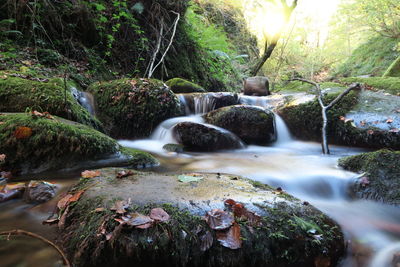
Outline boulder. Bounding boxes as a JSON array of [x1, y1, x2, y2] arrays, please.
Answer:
[[57, 168, 345, 267], [173, 122, 244, 151], [165, 78, 206, 93], [88, 78, 182, 138], [338, 149, 400, 205], [243, 76, 270, 96], [204, 105, 276, 145], [278, 89, 400, 150], [23, 181, 56, 203], [0, 74, 102, 130], [0, 113, 158, 174]]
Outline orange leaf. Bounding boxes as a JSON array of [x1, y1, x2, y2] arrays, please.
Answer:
[[69, 190, 85, 202], [149, 208, 170, 222], [206, 209, 234, 230], [57, 194, 73, 210], [81, 170, 101, 178], [216, 223, 242, 249], [14, 126, 32, 139]]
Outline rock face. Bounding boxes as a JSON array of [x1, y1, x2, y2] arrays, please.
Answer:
[[278, 89, 400, 149], [339, 149, 400, 205], [204, 105, 276, 145], [0, 74, 102, 130], [166, 78, 206, 93], [0, 113, 158, 174], [243, 76, 270, 96], [88, 78, 182, 138], [57, 168, 345, 267], [173, 122, 244, 151]]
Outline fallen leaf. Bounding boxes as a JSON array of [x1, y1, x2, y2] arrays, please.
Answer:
[[205, 209, 234, 230], [225, 199, 262, 227], [200, 230, 213, 252], [367, 130, 374, 135], [110, 200, 129, 214], [69, 190, 85, 202], [0, 75, 8, 79], [216, 223, 242, 249], [136, 222, 153, 229], [58, 205, 70, 229], [81, 170, 101, 178], [178, 174, 203, 183], [57, 194, 73, 210], [129, 80, 137, 87], [94, 207, 105, 212], [389, 128, 400, 133], [149, 208, 170, 222], [14, 126, 32, 139], [116, 170, 134, 179], [386, 118, 394, 123], [122, 212, 153, 227], [42, 218, 59, 225], [0, 154, 5, 162]]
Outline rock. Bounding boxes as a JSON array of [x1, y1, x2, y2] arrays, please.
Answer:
[[243, 76, 270, 96], [0, 113, 158, 174], [339, 149, 400, 205], [165, 78, 206, 93], [57, 168, 345, 267], [177, 92, 239, 114], [0, 74, 102, 130], [173, 122, 244, 151], [88, 78, 182, 138], [204, 105, 276, 145], [163, 143, 185, 153], [278, 89, 400, 150], [23, 181, 56, 203]]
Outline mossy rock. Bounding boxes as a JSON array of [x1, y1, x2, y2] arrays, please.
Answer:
[[383, 56, 400, 78], [59, 168, 345, 267], [204, 105, 276, 145], [88, 78, 182, 138], [341, 77, 400, 95], [275, 81, 345, 93], [338, 149, 400, 205], [166, 78, 206, 93], [173, 121, 244, 151], [0, 113, 158, 174], [0, 74, 102, 130], [162, 143, 185, 153]]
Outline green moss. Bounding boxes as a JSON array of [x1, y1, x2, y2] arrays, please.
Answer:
[[383, 56, 400, 78], [339, 149, 400, 204], [88, 78, 182, 138], [165, 78, 205, 93], [120, 147, 158, 168], [335, 36, 400, 77], [341, 77, 400, 95], [275, 81, 345, 93], [0, 74, 102, 129], [0, 113, 118, 174]]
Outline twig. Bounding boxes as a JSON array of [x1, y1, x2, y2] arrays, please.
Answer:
[[0, 229, 71, 267]]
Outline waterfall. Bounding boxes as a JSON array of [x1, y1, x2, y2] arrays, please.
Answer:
[[194, 94, 216, 114], [71, 87, 96, 115], [274, 113, 292, 145]]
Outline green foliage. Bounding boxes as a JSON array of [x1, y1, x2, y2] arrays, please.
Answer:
[[335, 36, 400, 77], [383, 55, 400, 77]]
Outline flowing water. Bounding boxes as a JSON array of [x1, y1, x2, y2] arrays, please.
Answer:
[[1, 93, 399, 266]]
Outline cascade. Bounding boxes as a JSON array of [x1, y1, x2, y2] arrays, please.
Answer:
[[71, 87, 96, 115]]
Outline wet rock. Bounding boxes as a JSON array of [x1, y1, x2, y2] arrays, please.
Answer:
[[339, 149, 400, 204], [243, 76, 270, 96], [204, 105, 276, 145], [173, 122, 244, 151], [88, 78, 182, 138], [23, 181, 56, 203], [57, 168, 345, 267], [165, 78, 206, 93], [163, 143, 185, 153], [279, 89, 400, 149]]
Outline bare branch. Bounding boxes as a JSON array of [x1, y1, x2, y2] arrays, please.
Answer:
[[326, 83, 361, 110]]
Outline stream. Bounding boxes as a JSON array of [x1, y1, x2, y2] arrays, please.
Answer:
[[1, 93, 400, 267]]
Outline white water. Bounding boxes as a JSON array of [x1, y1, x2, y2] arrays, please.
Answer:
[[119, 95, 400, 266]]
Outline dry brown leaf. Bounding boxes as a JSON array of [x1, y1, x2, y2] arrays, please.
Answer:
[[58, 205, 70, 229], [81, 170, 101, 178], [386, 118, 394, 123], [205, 209, 234, 230], [216, 223, 242, 250], [116, 170, 134, 179], [14, 126, 32, 139], [94, 207, 105, 212], [57, 194, 73, 210], [224, 199, 261, 227], [110, 200, 129, 214], [69, 190, 85, 202], [136, 222, 153, 229], [149, 208, 170, 222], [122, 212, 153, 227]]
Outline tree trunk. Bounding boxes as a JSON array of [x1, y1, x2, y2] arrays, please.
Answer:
[[321, 106, 329, 154]]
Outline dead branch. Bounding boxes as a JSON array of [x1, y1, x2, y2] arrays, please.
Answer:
[[289, 78, 361, 154], [147, 11, 180, 78], [0, 229, 71, 267]]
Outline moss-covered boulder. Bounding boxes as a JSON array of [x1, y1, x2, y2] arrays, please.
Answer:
[[338, 150, 400, 205], [383, 56, 400, 78], [341, 77, 400, 95], [0, 74, 102, 129], [0, 113, 157, 174], [58, 168, 345, 267], [204, 105, 276, 145], [88, 78, 182, 138], [173, 122, 244, 151], [166, 78, 206, 93], [278, 89, 400, 149]]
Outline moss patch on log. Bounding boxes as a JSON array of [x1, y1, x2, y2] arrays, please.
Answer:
[[166, 78, 206, 93]]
